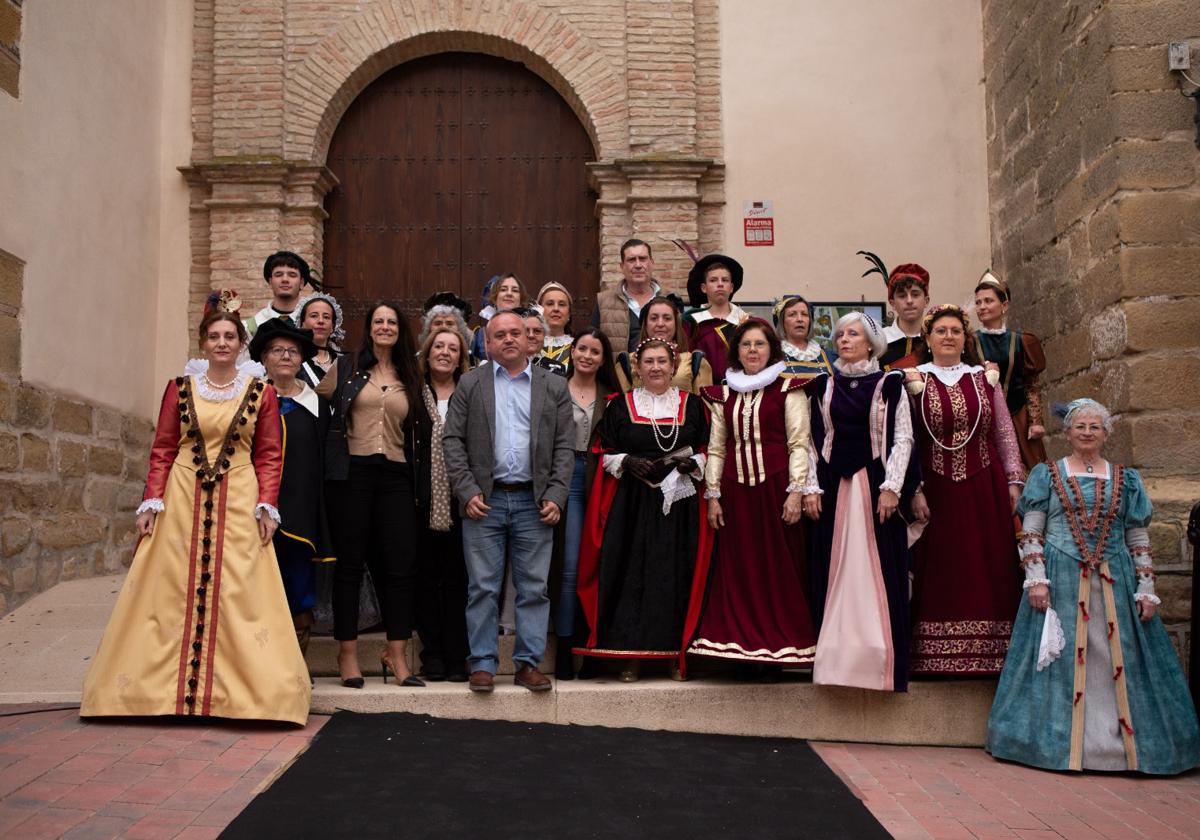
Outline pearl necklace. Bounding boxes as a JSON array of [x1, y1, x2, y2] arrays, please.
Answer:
[[642, 390, 683, 453], [202, 372, 239, 391]]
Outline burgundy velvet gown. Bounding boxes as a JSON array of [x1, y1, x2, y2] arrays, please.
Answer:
[[909, 367, 1024, 675], [688, 375, 817, 665]]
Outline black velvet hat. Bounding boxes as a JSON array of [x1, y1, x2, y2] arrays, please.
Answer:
[[248, 317, 319, 364], [687, 254, 744, 308], [423, 291, 473, 321]]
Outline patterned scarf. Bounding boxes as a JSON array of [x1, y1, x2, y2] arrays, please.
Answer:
[[422, 383, 452, 531]]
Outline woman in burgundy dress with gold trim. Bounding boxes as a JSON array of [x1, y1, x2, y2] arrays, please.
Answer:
[[687, 320, 817, 678], [905, 304, 1024, 675]]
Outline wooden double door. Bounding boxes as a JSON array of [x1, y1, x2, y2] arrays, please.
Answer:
[[323, 52, 599, 348]]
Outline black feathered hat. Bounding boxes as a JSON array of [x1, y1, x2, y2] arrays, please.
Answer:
[[687, 254, 744, 308], [248, 317, 319, 364]]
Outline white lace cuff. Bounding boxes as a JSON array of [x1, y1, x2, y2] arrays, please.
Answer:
[[786, 482, 806, 494], [1136, 572, 1157, 597], [1135, 592, 1162, 605], [1023, 578, 1050, 590], [879, 480, 902, 494], [658, 469, 697, 515], [687, 453, 706, 479], [255, 503, 282, 524], [704, 488, 721, 499], [1023, 561, 1048, 582], [136, 498, 164, 516], [603, 454, 626, 477]]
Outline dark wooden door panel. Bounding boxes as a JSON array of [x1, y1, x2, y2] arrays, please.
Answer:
[[324, 52, 598, 349]]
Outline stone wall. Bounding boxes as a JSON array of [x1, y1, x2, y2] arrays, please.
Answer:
[[0, 250, 154, 618], [0, 0, 19, 98], [982, 0, 1200, 652], [187, 0, 725, 327]]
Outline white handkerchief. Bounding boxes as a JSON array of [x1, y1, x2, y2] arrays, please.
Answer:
[[1036, 606, 1065, 672]]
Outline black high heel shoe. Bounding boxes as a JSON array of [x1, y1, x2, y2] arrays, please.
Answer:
[[382, 656, 426, 688], [337, 652, 364, 689]]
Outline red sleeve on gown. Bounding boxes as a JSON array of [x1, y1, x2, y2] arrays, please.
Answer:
[[143, 379, 182, 503], [251, 384, 283, 508]]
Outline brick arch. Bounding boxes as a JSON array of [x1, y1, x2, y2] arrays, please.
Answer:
[[288, 0, 626, 165]]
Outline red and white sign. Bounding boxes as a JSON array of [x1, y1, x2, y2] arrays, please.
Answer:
[[743, 200, 774, 247]]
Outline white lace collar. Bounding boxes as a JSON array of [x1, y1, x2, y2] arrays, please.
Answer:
[[726, 361, 786, 393], [632, 386, 682, 419], [977, 322, 1008, 335], [689, 303, 746, 326], [184, 358, 265, 402], [782, 340, 822, 362], [479, 304, 497, 320], [917, 361, 982, 385], [544, 333, 573, 348], [833, 358, 879, 377]]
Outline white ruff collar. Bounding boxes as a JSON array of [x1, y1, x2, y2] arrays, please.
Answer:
[[977, 322, 1008, 335], [782, 340, 822, 362], [184, 358, 264, 402], [632, 386, 682, 419], [544, 333, 573, 348], [917, 362, 982, 385], [726, 361, 786, 393], [833, 358, 879, 377]]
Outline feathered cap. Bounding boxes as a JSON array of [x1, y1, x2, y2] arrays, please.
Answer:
[[858, 251, 930, 297], [203, 288, 242, 317], [687, 253, 745, 308], [423, 291, 473, 321]]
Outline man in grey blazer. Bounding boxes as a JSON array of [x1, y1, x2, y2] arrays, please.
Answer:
[[443, 310, 575, 692]]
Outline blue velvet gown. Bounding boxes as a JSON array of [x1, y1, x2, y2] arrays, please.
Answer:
[[987, 462, 1200, 774]]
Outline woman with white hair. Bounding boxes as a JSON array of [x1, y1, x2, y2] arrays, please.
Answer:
[[987, 398, 1200, 774], [801, 310, 921, 691]]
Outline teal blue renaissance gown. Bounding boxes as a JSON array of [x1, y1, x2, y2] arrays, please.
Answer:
[[987, 461, 1200, 774]]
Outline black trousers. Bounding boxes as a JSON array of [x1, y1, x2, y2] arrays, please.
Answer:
[[415, 516, 469, 670], [328, 455, 417, 641]]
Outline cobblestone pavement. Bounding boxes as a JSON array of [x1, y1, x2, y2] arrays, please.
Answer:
[[0, 705, 326, 839], [813, 741, 1200, 839]]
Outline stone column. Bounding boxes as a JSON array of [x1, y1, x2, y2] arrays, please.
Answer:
[[181, 163, 338, 325], [590, 158, 725, 292]]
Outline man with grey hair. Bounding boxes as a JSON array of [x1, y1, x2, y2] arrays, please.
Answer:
[[443, 310, 575, 693]]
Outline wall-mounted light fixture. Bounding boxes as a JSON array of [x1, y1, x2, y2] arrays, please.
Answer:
[[1169, 41, 1200, 149]]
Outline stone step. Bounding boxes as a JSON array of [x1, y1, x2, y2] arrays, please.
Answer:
[[310, 675, 997, 747], [305, 632, 552, 677]]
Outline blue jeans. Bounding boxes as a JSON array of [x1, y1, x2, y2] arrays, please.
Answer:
[[461, 488, 552, 674], [557, 454, 588, 637]]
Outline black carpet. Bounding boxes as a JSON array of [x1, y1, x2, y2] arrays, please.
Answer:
[[221, 712, 889, 840]]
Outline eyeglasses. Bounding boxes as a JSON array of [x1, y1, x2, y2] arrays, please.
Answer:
[[266, 346, 302, 358]]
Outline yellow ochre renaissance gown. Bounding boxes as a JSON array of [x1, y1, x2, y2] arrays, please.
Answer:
[[81, 364, 310, 725]]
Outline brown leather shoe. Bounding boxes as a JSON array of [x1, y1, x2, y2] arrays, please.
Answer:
[[468, 670, 494, 693], [514, 664, 552, 692]]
